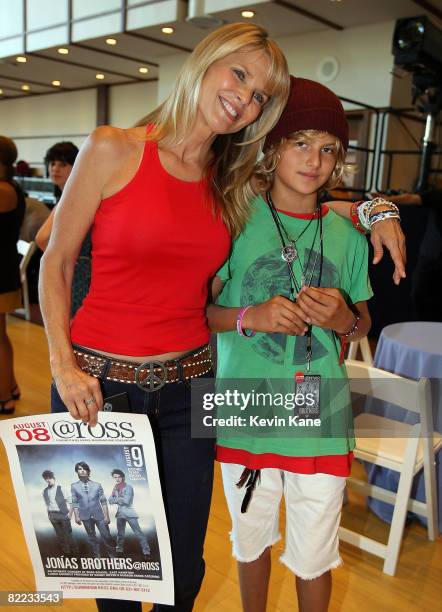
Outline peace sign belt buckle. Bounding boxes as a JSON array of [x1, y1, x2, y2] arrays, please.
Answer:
[[135, 361, 168, 392]]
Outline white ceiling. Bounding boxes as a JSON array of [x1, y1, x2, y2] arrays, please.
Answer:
[[0, 0, 440, 99]]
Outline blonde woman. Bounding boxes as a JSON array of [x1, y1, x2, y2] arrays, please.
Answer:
[[40, 23, 289, 612]]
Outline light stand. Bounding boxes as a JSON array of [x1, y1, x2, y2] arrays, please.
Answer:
[[412, 77, 442, 192]]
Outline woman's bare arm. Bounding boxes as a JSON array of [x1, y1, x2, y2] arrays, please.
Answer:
[[39, 126, 134, 425]]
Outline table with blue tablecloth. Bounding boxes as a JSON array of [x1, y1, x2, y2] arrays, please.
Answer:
[[367, 322, 442, 529]]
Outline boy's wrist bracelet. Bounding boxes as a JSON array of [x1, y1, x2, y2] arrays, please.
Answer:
[[338, 314, 360, 337], [237, 306, 256, 337]]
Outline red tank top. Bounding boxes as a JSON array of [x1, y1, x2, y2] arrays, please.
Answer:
[[71, 133, 231, 355]]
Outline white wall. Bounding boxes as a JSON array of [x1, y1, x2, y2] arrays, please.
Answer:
[[0, 81, 159, 169], [276, 21, 396, 109], [109, 81, 158, 128], [157, 52, 188, 104], [0, 89, 96, 168], [153, 21, 398, 109]]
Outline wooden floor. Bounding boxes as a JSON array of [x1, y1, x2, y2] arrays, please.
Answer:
[[1, 316, 441, 611]]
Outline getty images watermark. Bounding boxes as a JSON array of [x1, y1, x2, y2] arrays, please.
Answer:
[[199, 387, 321, 430], [190, 375, 436, 440]]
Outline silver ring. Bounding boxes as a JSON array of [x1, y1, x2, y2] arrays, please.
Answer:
[[85, 397, 95, 406]]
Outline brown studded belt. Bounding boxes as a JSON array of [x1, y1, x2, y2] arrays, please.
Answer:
[[73, 344, 212, 392]]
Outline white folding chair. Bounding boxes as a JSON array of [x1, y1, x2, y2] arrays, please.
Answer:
[[16, 240, 36, 321], [347, 336, 373, 365], [339, 359, 441, 575]]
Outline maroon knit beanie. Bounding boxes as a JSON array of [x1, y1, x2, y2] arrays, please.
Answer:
[[264, 76, 349, 152]]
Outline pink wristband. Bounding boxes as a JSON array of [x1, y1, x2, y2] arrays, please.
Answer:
[[236, 306, 256, 337]]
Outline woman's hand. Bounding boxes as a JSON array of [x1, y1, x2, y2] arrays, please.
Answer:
[[370, 217, 406, 285], [295, 287, 355, 334], [243, 296, 308, 336], [325, 199, 406, 285], [53, 364, 103, 427]]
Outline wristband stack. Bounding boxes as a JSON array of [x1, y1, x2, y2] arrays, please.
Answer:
[[350, 198, 400, 233]]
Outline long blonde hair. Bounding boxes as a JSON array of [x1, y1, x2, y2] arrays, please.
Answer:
[[136, 23, 289, 238]]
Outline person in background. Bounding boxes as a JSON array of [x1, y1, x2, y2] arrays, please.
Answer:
[[36, 142, 79, 249], [47, 141, 79, 201], [0, 135, 25, 415], [15, 159, 32, 177], [36, 141, 91, 316]]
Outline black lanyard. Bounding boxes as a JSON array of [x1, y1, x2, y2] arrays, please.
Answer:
[[265, 192, 324, 370], [265, 192, 324, 294]]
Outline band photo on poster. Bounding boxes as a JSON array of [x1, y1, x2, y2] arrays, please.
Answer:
[[0, 412, 174, 604]]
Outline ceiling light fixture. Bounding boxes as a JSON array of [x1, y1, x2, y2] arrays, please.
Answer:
[[58, 48, 69, 55], [16, 56, 27, 63], [106, 38, 117, 45], [242, 10, 255, 18], [96, 73, 105, 80], [139, 67, 149, 74], [162, 27, 174, 34], [0, 89, 3, 95], [186, 0, 224, 28], [21, 84, 30, 91], [52, 80, 61, 86]]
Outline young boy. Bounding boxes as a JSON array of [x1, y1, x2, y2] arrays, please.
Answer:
[[207, 77, 373, 612]]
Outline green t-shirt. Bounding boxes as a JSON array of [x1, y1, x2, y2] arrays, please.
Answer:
[[215, 195, 373, 457]]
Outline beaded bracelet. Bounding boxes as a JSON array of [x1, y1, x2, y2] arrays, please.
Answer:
[[340, 314, 360, 337], [374, 198, 399, 214], [358, 201, 376, 230], [236, 306, 256, 338], [370, 210, 401, 227], [356, 198, 401, 232], [357, 201, 373, 231]]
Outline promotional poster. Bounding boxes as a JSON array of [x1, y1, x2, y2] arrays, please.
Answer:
[[0, 412, 174, 604]]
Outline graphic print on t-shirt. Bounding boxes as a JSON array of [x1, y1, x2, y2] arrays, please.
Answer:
[[240, 246, 338, 365]]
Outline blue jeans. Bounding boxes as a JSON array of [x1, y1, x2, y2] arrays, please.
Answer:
[[81, 518, 115, 557], [116, 517, 150, 555], [48, 512, 77, 554], [51, 373, 214, 612]]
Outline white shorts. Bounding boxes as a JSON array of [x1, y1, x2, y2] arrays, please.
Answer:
[[221, 463, 346, 580]]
